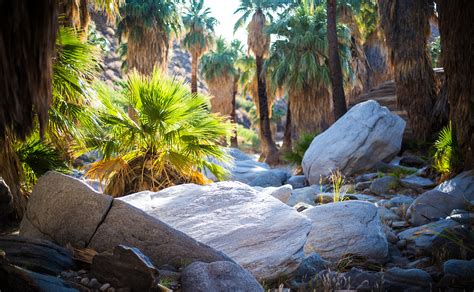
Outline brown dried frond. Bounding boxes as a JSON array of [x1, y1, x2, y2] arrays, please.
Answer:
[[207, 73, 235, 117], [247, 10, 270, 58], [127, 28, 170, 75]]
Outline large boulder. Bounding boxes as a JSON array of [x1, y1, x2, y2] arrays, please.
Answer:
[[302, 100, 405, 184], [120, 181, 312, 282], [181, 261, 263, 292], [20, 172, 231, 270], [302, 201, 388, 264], [406, 171, 474, 226]]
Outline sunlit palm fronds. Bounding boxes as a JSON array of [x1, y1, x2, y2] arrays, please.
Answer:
[[83, 70, 232, 196]]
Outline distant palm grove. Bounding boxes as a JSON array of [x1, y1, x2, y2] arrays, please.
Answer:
[[0, 0, 473, 224]]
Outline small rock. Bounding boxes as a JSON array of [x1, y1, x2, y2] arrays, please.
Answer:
[[384, 267, 433, 289], [443, 259, 474, 279], [249, 170, 288, 187], [400, 175, 436, 189], [78, 269, 87, 275], [287, 175, 307, 189], [100, 283, 111, 291], [391, 221, 409, 228], [314, 193, 334, 204], [370, 176, 399, 195], [89, 278, 100, 289], [287, 185, 321, 206], [294, 202, 313, 212], [406, 257, 431, 269], [287, 253, 329, 287], [447, 212, 474, 224], [260, 184, 293, 204], [383, 195, 414, 209], [80, 277, 90, 286], [396, 239, 407, 249], [378, 207, 400, 222], [355, 181, 371, 191], [354, 173, 378, 183]]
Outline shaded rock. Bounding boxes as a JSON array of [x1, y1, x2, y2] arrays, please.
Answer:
[[287, 175, 307, 189], [287, 185, 322, 207], [354, 173, 378, 183], [382, 195, 414, 209], [20, 172, 231, 270], [303, 201, 388, 263], [0, 178, 13, 216], [249, 169, 288, 187], [287, 253, 329, 288], [384, 267, 433, 290], [0, 257, 77, 291], [0, 235, 75, 275], [314, 193, 334, 204], [370, 176, 398, 195], [441, 259, 474, 287], [355, 181, 371, 191], [432, 225, 474, 261], [437, 170, 474, 202], [91, 245, 159, 291], [398, 219, 460, 255], [259, 184, 293, 203], [302, 100, 405, 184], [350, 193, 379, 202], [400, 156, 426, 168], [400, 175, 436, 189], [88, 200, 231, 268], [181, 261, 263, 292], [120, 182, 312, 282], [20, 172, 113, 247], [377, 207, 400, 222], [293, 202, 313, 212], [407, 189, 467, 226]]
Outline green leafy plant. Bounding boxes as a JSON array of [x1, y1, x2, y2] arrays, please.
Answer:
[[236, 124, 260, 152], [429, 36, 441, 68], [82, 69, 232, 197], [433, 122, 459, 177], [283, 132, 318, 172]]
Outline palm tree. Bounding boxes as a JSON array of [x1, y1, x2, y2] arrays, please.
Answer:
[[266, 2, 353, 140], [436, 0, 474, 169], [83, 70, 232, 196], [234, 0, 292, 165], [379, 0, 436, 142], [327, 0, 347, 119], [182, 0, 218, 94], [117, 0, 180, 75], [200, 38, 237, 145]]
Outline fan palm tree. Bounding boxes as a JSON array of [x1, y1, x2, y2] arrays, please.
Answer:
[[379, 0, 436, 143], [83, 69, 232, 197], [182, 0, 218, 94], [117, 0, 180, 75], [436, 0, 474, 169], [266, 2, 353, 141], [200, 37, 237, 128], [234, 0, 292, 165]]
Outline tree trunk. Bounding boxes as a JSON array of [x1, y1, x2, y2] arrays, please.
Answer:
[[327, 0, 347, 121], [256, 55, 279, 165], [191, 53, 198, 94], [281, 98, 292, 153], [230, 75, 238, 147], [379, 0, 436, 142], [437, 0, 474, 169]]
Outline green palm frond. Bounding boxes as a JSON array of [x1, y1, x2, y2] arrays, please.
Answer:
[[433, 122, 459, 176], [200, 37, 237, 81], [82, 69, 232, 196], [181, 0, 217, 54]]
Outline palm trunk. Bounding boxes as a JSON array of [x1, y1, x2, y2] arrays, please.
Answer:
[[230, 75, 238, 147], [327, 0, 347, 121], [191, 53, 198, 94], [281, 98, 292, 153], [379, 0, 436, 142], [437, 0, 474, 169], [256, 55, 279, 165]]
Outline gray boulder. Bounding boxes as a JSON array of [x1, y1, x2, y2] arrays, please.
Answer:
[[20, 172, 231, 270], [120, 181, 312, 282], [302, 100, 405, 185], [287, 253, 329, 288], [258, 184, 293, 204], [384, 267, 433, 290], [407, 171, 474, 226], [181, 261, 263, 292], [249, 169, 288, 187], [302, 201, 388, 263], [370, 176, 399, 195]]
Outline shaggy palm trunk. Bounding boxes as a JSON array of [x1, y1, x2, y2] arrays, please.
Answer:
[[290, 86, 332, 139], [231, 75, 239, 147], [281, 99, 292, 153], [256, 55, 279, 165], [127, 28, 169, 75], [379, 0, 436, 142], [58, 0, 91, 39], [191, 53, 198, 94], [437, 0, 474, 169], [327, 0, 347, 120]]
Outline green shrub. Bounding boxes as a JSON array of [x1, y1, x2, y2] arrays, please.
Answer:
[[433, 122, 459, 176], [429, 36, 441, 68], [283, 132, 318, 167], [236, 124, 260, 152]]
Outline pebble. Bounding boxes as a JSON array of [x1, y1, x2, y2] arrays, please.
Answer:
[[78, 269, 87, 275], [100, 283, 111, 291], [396, 239, 407, 249], [80, 277, 90, 286], [391, 221, 409, 228], [89, 278, 100, 289]]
